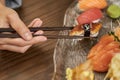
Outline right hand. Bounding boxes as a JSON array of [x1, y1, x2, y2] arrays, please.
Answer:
[[0, 5, 47, 53]]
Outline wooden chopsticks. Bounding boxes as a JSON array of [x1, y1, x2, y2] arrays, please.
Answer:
[[0, 27, 96, 39], [0, 27, 74, 32], [0, 34, 97, 39]]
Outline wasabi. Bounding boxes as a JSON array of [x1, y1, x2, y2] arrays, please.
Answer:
[[107, 4, 120, 19]]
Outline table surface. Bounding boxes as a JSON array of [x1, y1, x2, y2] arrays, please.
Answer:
[[0, 0, 73, 80]]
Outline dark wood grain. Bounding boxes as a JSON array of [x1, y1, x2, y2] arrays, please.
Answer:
[[0, 0, 74, 80]]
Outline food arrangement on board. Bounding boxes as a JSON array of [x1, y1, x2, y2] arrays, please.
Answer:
[[66, 0, 120, 80], [70, 8, 103, 37]]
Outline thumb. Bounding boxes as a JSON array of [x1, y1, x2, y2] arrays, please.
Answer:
[[7, 13, 32, 41]]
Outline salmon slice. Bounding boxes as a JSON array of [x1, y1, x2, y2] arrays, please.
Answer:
[[87, 35, 114, 59], [78, 0, 108, 11], [92, 48, 120, 72], [92, 51, 113, 72]]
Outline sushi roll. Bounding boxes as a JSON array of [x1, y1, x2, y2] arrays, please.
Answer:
[[70, 8, 103, 37]]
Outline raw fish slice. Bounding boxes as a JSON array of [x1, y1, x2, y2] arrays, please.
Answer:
[[92, 51, 114, 72], [91, 41, 120, 72], [89, 39, 119, 59], [92, 41, 120, 60], [99, 41, 120, 54], [77, 8, 103, 24], [78, 0, 107, 11], [88, 35, 114, 59], [91, 48, 120, 72]]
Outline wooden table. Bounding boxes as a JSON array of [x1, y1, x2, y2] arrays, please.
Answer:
[[0, 0, 74, 80]]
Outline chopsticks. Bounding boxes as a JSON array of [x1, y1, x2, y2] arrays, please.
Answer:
[[0, 34, 97, 39], [0, 27, 96, 39], [0, 27, 74, 32]]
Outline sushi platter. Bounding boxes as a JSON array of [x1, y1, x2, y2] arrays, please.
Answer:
[[52, 0, 120, 80]]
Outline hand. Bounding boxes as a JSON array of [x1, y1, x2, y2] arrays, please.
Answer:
[[0, 5, 47, 53]]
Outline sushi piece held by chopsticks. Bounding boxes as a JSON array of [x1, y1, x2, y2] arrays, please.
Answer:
[[70, 23, 102, 37], [70, 8, 103, 37]]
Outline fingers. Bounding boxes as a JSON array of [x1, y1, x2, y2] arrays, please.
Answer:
[[34, 30, 44, 34], [0, 7, 47, 53], [0, 36, 47, 47], [0, 17, 9, 28], [7, 13, 32, 41], [28, 18, 43, 27], [28, 18, 44, 34], [0, 44, 31, 53], [0, 17, 47, 53], [28, 18, 47, 42], [0, 18, 46, 47]]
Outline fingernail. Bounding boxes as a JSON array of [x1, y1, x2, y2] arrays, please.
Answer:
[[24, 32, 32, 40], [43, 37, 47, 41], [39, 31, 44, 34], [35, 30, 44, 34], [34, 20, 42, 27], [41, 37, 47, 41]]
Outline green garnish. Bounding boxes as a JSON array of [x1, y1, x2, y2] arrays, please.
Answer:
[[108, 31, 120, 42], [108, 31, 115, 35], [107, 4, 120, 19]]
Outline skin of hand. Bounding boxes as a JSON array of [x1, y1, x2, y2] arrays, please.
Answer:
[[0, 2, 47, 53], [0, 0, 5, 5]]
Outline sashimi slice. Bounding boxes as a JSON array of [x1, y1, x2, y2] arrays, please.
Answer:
[[77, 8, 103, 24], [87, 35, 114, 59], [91, 41, 120, 60], [78, 0, 107, 11], [91, 48, 120, 72]]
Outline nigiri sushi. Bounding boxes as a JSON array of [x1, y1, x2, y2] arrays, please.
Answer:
[[78, 0, 108, 11], [77, 8, 103, 24], [70, 8, 103, 37], [70, 23, 102, 37]]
